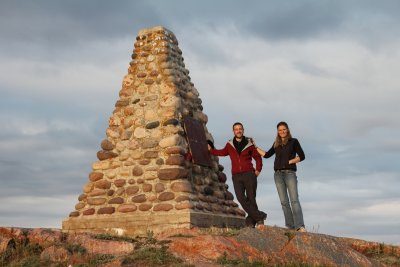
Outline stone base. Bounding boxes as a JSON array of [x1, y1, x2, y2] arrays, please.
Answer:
[[62, 211, 245, 236]]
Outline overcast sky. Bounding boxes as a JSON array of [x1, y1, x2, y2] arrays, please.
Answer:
[[0, 0, 399, 245]]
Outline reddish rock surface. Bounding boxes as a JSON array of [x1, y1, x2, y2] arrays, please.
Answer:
[[67, 233, 134, 255], [26, 228, 64, 248], [0, 237, 15, 254], [0, 227, 25, 241], [40, 245, 69, 262], [0, 226, 398, 266], [157, 227, 392, 267]]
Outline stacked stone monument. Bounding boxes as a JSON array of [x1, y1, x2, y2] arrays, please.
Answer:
[[62, 26, 245, 236]]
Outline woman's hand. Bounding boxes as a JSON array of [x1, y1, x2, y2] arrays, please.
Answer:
[[289, 156, 301, 164], [250, 138, 266, 156], [249, 137, 256, 146]]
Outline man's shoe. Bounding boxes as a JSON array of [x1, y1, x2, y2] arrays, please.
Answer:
[[297, 226, 307, 233], [256, 211, 267, 226], [245, 216, 256, 228], [260, 211, 267, 221]]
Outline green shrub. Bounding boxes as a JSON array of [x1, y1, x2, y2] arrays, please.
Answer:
[[92, 233, 138, 243], [122, 245, 183, 266], [216, 251, 265, 266], [64, 243, 87, 255], [87, 254, 115, 266]]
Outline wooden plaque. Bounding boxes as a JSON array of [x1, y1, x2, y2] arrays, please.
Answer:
[[183, 116, 212, 167]]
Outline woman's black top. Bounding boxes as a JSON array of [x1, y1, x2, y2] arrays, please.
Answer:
[[263, 138, 305, 171]]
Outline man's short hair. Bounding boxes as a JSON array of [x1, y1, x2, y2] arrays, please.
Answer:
[[232, 122, 244, 129]]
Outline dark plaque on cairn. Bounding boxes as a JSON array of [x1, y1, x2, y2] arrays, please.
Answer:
[[183, 116, 212, 167]]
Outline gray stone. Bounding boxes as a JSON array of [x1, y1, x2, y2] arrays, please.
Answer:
[[82, 208, 95, 215], [158, 168, 188, 180], [97, 150, 118, 160], [101, 139, 114, 151], [132, 166, 144, 176], [165, 146, 186, 155], [153, 203, 173, 212], [138, 203, 152, 211], [142, 183, 152, 192], [139, 159, 151, 165], [166, 155, 185, 166], [155, 183, 165, 193], [132, 194, 147, 203], [144, 79, 154, 85], [126, 186, 139, 195], [142, 138, 159, 149], [95, 180, 111, 190], [97, 207, 115, 214], [78, 194, 87, 201], [171, 181, 192, 193], [163, 118, 179, 126], [89, 189, 107, 197], [87, 198, 107, 205], [134, 127, 147, 138], [145, 95, 158, 101], [115, 100, 130, 107], [144, 151, 158, 158], [156, 158, 164, 165], [108, 197, 124, 204], [146, 121, 160, 129], [158, 192, 175, 201], [175, 195, 190, 202], [114, 179, 126, 187], [118, 204, 137, 213], [89, 172, 104, 182]]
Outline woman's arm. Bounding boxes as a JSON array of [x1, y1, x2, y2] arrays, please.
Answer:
[[251, 139, 275, 158], [256, 147, 266, 157], [289, 139, 305, 164], [250, 138, 267, 157]]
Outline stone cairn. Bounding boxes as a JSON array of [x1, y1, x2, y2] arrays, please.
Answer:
[[62, 26, 245, 236]]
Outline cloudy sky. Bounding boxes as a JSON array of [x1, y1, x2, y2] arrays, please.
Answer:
[[1, 0, 399, 245]]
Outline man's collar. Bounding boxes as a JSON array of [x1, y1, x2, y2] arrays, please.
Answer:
[[233, 136, 245, 142]]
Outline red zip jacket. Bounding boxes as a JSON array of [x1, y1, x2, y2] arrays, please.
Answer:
[[210, 138, 262, 175]]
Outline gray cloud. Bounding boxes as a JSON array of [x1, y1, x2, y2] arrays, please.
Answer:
[[0, 0, 159, 63], [0, 1, 158, 42], [245, 1, 347, 40]]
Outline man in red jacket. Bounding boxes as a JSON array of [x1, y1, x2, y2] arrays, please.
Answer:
[[208, 122, 267, 227]]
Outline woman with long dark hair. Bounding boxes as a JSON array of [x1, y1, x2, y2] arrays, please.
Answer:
[[253, 121, 306, 232]]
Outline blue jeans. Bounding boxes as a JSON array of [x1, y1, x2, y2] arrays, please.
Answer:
[[274, 170, 304, 229]]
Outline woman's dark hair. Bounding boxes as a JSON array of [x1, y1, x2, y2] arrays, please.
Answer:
[[274, 121, 292, 148], [277, 121, 289, 129]]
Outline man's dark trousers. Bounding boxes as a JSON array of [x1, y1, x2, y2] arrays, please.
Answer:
[[232, 171, 264, 226]]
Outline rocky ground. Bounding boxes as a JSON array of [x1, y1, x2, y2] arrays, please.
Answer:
[[1, 226, 399, 266]]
